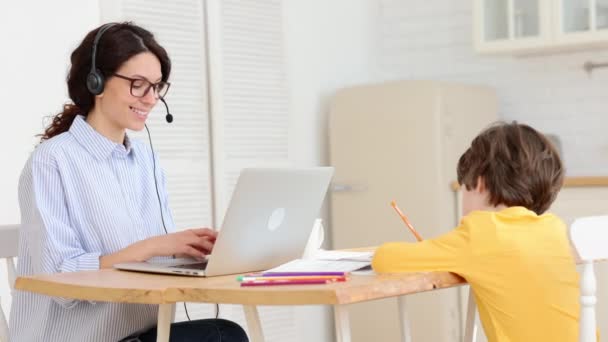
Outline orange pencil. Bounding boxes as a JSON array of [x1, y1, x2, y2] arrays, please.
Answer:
[[390, 200, 424, 242]]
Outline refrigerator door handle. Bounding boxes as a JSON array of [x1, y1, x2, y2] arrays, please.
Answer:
[[331, 183, 368, 192]]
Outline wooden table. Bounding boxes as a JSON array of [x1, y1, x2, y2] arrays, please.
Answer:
[[15, 268, 465, 342]]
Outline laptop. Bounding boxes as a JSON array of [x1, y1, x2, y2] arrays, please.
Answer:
[[114, 167, 334, 277]]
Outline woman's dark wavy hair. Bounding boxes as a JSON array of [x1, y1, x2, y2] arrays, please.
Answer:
[[457, 121, 564, 215], [39, 22, 171, 142]]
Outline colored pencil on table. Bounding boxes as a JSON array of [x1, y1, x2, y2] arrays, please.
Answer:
[[240, 278, 345, 287], [238, 275, 346, 282], [260, 271, 347, 277]]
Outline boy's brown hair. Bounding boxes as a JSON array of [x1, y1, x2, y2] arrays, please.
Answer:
[[457, 122, 564, 215]]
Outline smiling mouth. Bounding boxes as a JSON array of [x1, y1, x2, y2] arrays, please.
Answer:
[[130, 106, 149, 118]]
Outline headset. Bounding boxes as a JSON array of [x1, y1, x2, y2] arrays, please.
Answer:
[[87, 23, 220, 320], [86, 23, 115, 96]]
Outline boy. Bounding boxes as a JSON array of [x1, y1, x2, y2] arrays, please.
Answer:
[[372, 122, 579, 342]]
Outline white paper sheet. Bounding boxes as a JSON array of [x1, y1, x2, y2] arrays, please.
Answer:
[[309, 250, 373, 262], [265, 258, 370, 273]]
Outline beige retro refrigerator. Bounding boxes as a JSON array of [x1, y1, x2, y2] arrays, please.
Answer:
[[328, 80, 497, 342]]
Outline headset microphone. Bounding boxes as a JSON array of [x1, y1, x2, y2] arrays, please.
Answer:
[[160, 97, 173, 123]]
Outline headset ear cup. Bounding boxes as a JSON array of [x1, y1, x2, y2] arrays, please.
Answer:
[[86, 70, 105, 95]]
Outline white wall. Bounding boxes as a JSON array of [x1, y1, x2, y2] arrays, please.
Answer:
[[376, 0, 608, 176], [283, 0, 379, 340], [0, 0, 99, 322], [0, 1, 100, 223], [286, 0, 379, 168]]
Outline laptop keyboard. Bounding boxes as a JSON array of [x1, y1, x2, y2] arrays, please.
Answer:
[[169, 261, 209, 270]]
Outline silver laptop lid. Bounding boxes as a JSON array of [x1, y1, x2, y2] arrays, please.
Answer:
[[204, 167, 333, 276]]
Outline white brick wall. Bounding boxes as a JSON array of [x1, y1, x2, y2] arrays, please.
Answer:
[[376, 0, 608, 176]]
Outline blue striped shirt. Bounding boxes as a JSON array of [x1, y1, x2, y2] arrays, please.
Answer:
[[10, 115, 175, 342]]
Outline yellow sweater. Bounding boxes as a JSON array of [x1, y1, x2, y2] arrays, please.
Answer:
[[372, 207, 579, 342]]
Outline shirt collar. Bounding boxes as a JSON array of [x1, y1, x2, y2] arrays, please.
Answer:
[[497, 206, 538, 217], [69, 115, 133, 160]]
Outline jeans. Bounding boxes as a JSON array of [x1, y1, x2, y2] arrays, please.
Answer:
[[120, 318, 249, 342]]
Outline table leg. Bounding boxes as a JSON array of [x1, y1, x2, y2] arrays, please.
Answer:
[[157, 303, 174, 342], [333, 304, 351, 342], [0, 296, 9, 342], [397, 297, 413, 342], [463, 287, 478, 342], [243, 305, 265, 342]]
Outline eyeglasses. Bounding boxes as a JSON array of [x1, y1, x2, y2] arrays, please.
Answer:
[[113, 73, 171, 99]]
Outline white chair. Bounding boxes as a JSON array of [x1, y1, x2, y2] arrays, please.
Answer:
[[463, 287, 479, 342], [0, 224, 19, 342], [570, 215, 608, 342]]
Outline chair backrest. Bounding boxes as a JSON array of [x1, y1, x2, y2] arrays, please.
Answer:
[[0, 224, 19, 342], [570, 216, 608, 342]]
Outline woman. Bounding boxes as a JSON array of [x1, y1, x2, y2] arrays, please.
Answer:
[[10, 22, 248, 342]]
